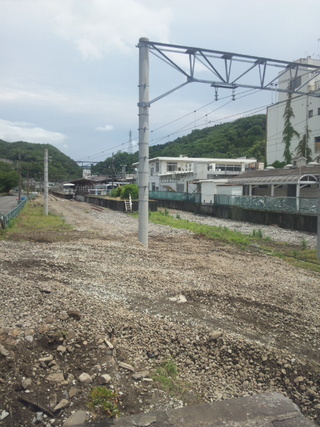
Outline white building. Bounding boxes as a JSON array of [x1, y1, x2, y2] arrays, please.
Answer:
[[142, 156, 259, 193], [266, 57, 320, 165]]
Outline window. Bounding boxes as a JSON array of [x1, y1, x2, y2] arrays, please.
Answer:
[[155, 162, 159, 173], [315, 136, 320, 153], [308, 110, 313, 118], [167, 162, 177, 172], [318, 107, 320, 116]]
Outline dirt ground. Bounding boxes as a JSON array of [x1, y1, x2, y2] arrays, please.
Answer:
[[0, 196, 320, 427]]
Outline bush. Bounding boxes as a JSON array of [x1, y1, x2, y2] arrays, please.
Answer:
[[110, 186, 122, 198], [120, 184, 138, 200]]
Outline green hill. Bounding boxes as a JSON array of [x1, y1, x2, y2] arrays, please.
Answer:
[[92, 114, 266, 176], [0, 140, 82, 181]]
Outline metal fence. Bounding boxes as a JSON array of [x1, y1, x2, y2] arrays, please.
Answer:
[[149, 191, 201, 203], [214, 194, 318, 215], [0, 195, 35, 229]]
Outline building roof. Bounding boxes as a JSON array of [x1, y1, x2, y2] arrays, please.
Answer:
[[148, 156, 257, 164], [228, 165, 320, 185]]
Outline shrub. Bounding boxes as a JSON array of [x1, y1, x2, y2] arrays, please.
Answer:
[[120, 184, 138, 200], [110, 186, 122, 198]]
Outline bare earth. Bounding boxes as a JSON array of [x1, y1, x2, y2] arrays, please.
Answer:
[[0, 196, 320, 427]]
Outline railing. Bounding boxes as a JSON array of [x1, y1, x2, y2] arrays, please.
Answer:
[[214, 194, 318, 215], [0, 195, 36, 228], [150, 191, 201, 203]]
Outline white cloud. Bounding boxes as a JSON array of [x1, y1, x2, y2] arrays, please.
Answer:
[[44, 0, 173, 60], [0, 119, 67, 145], [95, 124, 114, 131]]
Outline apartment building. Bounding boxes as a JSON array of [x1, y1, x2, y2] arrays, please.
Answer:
[[266, 57, 320, 165]]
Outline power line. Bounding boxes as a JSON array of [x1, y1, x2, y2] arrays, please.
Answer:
[[76, 89, 269, 162]]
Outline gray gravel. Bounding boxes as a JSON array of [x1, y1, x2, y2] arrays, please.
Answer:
[[1, 197, 319, 426]]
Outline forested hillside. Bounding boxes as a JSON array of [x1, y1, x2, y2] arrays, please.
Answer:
[[0, 140, 82, 181], [92, 114, 266, 175]]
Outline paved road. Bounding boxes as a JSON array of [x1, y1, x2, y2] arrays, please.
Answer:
[[0, 195, 20, 215]]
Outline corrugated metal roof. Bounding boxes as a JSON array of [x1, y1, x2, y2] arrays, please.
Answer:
[[228, 165, 320, 185]]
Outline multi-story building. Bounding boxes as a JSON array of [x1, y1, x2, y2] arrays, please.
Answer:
[[140, 156, 259, 193], [266, 57, 320, 165]]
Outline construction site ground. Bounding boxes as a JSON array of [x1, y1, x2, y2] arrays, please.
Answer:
[[0, 196, 319, 427]]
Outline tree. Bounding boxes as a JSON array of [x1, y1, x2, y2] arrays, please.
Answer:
[[120, 184, 138, 200], [295, 126, 312, 162], [282, 91, 299, 164], [0, 164, 19, 193]]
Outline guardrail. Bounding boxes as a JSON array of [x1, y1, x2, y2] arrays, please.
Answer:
[[0, 195, 36, 229]]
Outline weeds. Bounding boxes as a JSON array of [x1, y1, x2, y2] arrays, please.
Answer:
[[152, 359, 189, 398], [251, 229, 263, 238], [87, 387, 120, 418], [301, 239, 308, 250]]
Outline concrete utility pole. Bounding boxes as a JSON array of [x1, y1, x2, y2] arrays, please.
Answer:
[[44, 149, 48, 216], [18, 153, 21, 203], [318, 183, 320, 259], [138, 37, 150, 247]]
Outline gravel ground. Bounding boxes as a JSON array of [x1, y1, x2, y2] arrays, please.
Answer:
[[0, 197, 319, 427]]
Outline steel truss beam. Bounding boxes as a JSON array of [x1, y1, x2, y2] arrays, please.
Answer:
[[137, 40, 320, 105]]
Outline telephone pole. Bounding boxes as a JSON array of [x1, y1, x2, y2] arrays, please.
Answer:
[[44, 149, 48, 216]]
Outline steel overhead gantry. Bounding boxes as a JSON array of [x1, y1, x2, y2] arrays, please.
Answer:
[[137, 38, 320, 248]]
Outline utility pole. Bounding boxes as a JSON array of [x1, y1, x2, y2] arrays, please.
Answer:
[[18, 153, 21, 203], [318, 182, 320, 259], [44, 149, 48, 216], [111, 152, 114, 190], [138, 37, 150, 247]]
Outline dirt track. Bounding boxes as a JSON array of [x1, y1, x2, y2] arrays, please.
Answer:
[[0, 197, 320, 426]]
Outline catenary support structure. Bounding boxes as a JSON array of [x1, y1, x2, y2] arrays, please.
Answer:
[[137, 38, 320, 249]]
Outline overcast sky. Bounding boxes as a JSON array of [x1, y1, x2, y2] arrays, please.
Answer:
[[1, 0, 320, 163]]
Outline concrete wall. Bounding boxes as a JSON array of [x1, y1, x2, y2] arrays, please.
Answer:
[[83, 195, 157, 212]]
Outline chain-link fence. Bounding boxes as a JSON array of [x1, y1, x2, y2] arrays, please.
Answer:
[[214, 194, 318, 215]]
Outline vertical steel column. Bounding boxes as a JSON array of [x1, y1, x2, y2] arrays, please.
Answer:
[[44, 149, 48, 216], [138, 37, 150, 247]]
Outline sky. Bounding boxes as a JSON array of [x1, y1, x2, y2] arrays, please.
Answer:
[[1, 0, 320, 164]]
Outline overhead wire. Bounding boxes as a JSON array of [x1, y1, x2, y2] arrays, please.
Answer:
[[76, 81, 315, 162]]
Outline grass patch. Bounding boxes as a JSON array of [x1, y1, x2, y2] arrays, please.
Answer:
[[152, 359, 190, 398], [0, 203, 73, 241], [150, 211, 255, 248], [87, 387, 120, 418], [148, 210, 320, 273]]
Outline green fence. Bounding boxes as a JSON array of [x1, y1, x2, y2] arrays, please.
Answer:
[[0, 195, 35, 229], [150, 191, 201, 203], [214, 194, 318, 215]]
